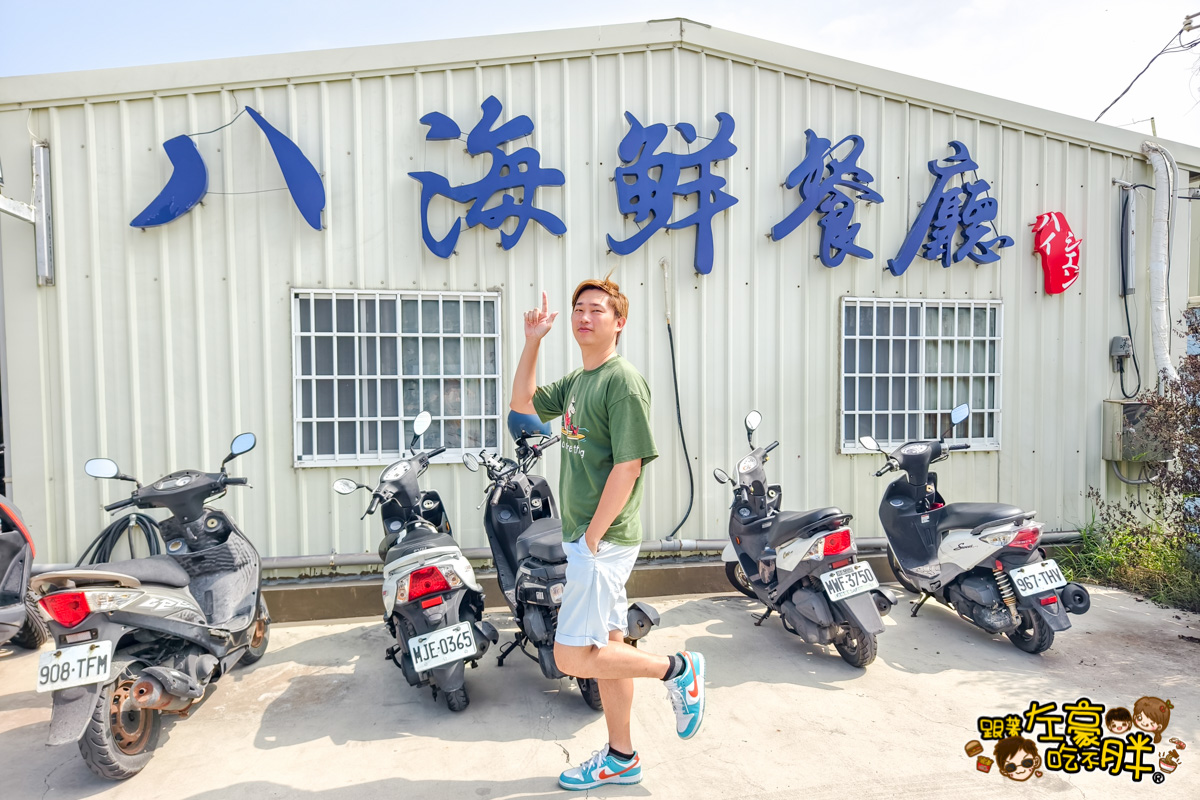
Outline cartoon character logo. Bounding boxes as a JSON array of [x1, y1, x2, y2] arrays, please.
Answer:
[[994, 736, 1042, 782], [1106, 706, 1133, 734], [1133, 696, 1173, 743], [561, 398, 588, 440]]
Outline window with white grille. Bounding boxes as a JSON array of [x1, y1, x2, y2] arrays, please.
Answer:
[[840, 298, 1002, 452], [292, 290, 502, 465]]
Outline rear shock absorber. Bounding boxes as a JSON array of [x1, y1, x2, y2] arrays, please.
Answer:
[[993, 561, 1019, 623]]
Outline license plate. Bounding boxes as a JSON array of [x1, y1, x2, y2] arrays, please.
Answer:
[[820, 561, 879, 602], [1009, 559, 1067, 597], [408, 621, 477, 672], [36, 640, 113, 693]]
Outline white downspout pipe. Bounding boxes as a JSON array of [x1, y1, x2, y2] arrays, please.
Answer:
[[1140, 141, 1180, 386]]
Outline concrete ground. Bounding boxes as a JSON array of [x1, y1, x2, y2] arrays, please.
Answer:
[[1, 584, 1198, 800]]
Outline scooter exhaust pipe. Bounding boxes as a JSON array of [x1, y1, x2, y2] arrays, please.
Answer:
[[131, 675, 192, 712]]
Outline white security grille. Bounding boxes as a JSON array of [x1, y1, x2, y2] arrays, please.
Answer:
[[292, 290, 502, 465], [841, 298, 1002, 452]]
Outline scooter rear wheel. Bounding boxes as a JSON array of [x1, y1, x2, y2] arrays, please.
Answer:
[[834, 623, 878, 668], [445, 686, 470, 712], [11, 592, 50, 649], [1006, 610, 1055, 654], [724, 561, 756, 598], [578, 677, 604, 711], [886, 547, 920, 594], [78, 672, 162, 781]]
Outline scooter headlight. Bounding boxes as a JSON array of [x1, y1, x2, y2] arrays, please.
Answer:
[[549, 582, 565, 604]]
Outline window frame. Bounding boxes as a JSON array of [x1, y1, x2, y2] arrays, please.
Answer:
[[838, 297, 1003, 455], [291, 288, 504, 468]]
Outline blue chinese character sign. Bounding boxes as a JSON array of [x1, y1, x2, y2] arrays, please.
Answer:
[[887, 140, 1013, 276], [408, 96, 566, 258], [607, 111, 738, 275], [770, 129, 883, 267]]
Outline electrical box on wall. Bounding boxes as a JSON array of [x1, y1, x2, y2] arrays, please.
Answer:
[[1102, 400, 1172, 462]]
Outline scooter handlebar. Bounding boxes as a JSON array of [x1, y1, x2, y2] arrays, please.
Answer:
[[874, 460, 898, 478], [764, 441, 780, 454], [948, 443, 971, 451], [224, 476, 250, 486], [104, 496, 137, 513]]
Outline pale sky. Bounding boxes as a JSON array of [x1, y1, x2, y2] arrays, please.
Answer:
[[2, 0, 1198, 145]]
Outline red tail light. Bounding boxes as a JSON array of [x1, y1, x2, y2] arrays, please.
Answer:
[[0, 501, 35, 558], [1010, 527, 1041, 551], [408, 566, 451, 601], [40, 592, 91, 628], [823, 528, 852, 556], [1040, 596, 1058, 606]]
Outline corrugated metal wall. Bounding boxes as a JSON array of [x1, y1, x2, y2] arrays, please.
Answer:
[[1, 28, 1194, 563]]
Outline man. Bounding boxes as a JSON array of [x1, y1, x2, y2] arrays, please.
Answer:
[[510, 278, 705, 791]]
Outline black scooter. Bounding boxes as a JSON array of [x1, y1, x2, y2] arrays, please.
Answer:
[[860, 403, 1091, 654], [461, 411, 658, 710], [334, 410, 497, 712], [0, 499, 50, 650], [716, 411, 895, 667], [32, 433, 269, 780]]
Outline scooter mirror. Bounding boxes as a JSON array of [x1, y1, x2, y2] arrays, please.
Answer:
[[413, 411, 432, 437], [858, 435, 881, 452], [744, 410, 762, 433], [229, 432, 257, 456], [713, 468, 731, 485], [950, 403, 970, 426], [332, 478, 360, 495], [84, 458, 120, 479], [462, 453, 480, 472]]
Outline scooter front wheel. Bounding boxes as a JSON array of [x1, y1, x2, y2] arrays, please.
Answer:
[[724, 561, 756, 598], [239, 596, 272, 666], [578, 677, 604, 711], [886, 547, 920, 594], [834, 623, 878, 668], [1006, 610, 1055, 654], [11, 592, 50, 649], [78, 672, 162, 781]]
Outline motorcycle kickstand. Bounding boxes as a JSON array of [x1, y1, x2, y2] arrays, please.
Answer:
[[496, 633, 526, 667], [753, 607, 773, 627], [911, 591, 932, 617]]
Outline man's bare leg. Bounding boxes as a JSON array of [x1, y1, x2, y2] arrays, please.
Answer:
[[554, 639, 669, 681], [597, 630, 636, 755]]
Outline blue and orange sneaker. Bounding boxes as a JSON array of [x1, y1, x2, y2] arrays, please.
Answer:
[[558, 746, 642, 790], [665, 650, 706, 739]]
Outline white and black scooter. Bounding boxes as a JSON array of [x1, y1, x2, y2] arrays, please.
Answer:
[[334, 411, 497, 712], [716, 411, 896, 667], [461, 411, 658, 711], [860, 403, 1091, 654], [32, 434, 269, 780]]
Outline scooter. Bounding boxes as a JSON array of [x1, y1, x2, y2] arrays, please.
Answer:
[[859, 403, 1091, 654], [461, 411, 658, 711], [333, 410, 497, 712], [0, 499, 50, 650], [31, 433, 269, 780], [716, 411, 895, 667]]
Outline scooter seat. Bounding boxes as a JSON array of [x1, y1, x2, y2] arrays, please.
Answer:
[[767, 507, 845, 549], [937, 503, 1028, 535], [89, 555, 191, 588], [384, 529, 458, 565], [514, 519, 566, 564]]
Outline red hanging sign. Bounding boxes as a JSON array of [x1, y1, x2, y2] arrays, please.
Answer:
[[1032, 212, 1081, 294]]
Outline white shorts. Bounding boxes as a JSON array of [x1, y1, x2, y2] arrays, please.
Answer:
[[555, 538, 640, 648]]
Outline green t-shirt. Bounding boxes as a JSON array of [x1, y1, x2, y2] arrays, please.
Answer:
[[531, 355, 658, 546]]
